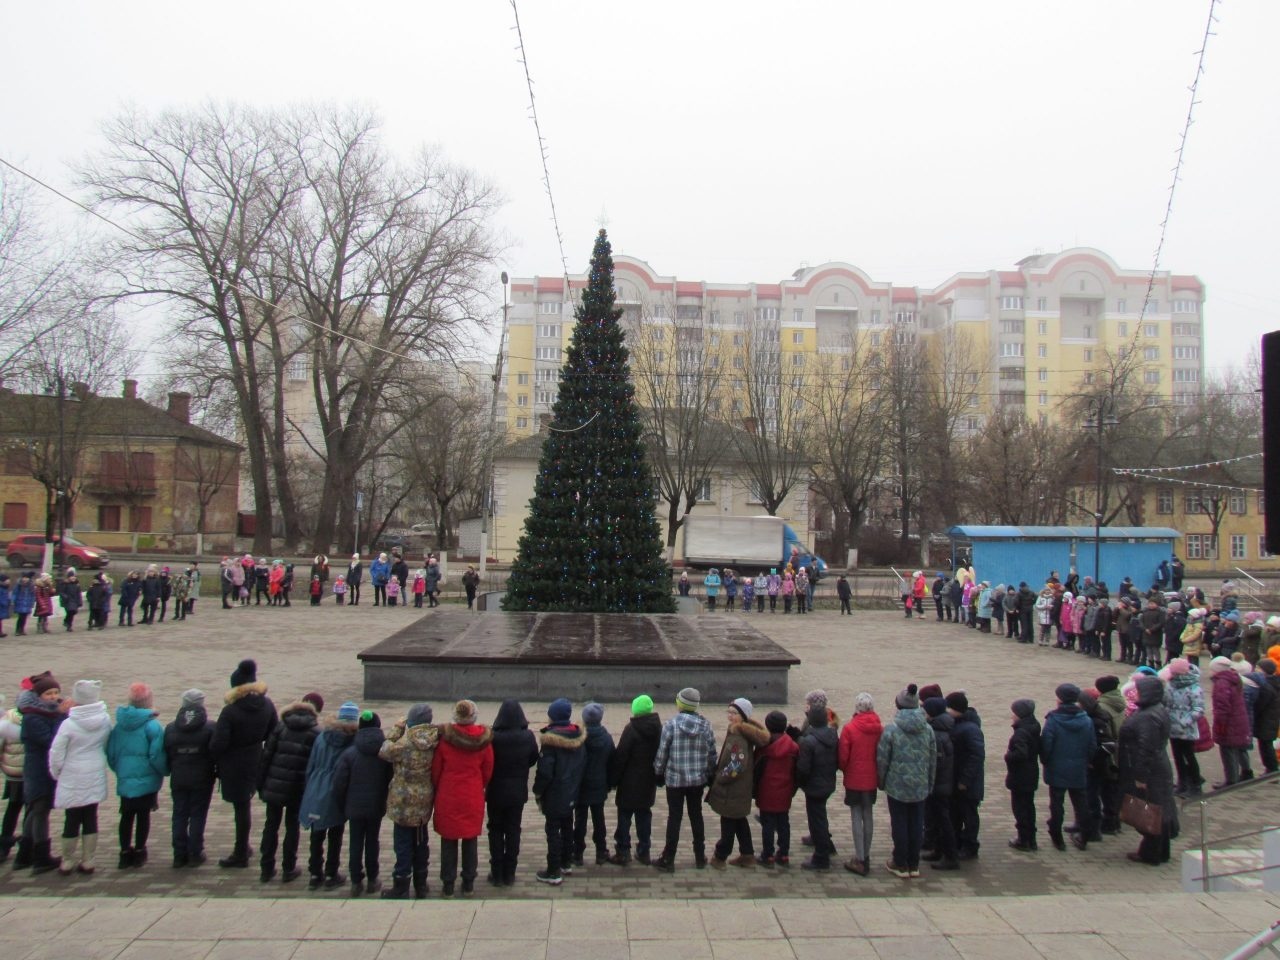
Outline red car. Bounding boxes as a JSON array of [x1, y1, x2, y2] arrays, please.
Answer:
[[5, 534, 111, 569]]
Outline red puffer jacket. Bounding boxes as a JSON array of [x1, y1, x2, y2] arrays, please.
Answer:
[[838, 710, 884, 791], [430, 723, 493, 839], [1211, 669, 1251, 748], [754, 733, 799, 813]]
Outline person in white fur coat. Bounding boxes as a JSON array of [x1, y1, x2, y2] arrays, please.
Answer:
[[48, 680, 112, 874]]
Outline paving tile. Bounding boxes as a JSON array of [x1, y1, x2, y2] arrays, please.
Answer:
[[628, 939, 713, 960], [548, 906, 628, 940], [10, 940, 132, 960], [626, 906, 707, 940], [699, 903, 785, 940], [292, 942, 383, 960], [459, 939, 547, 960], [468, 902, 552, 939], [218, 903, 325, 939], [1100, 931, 1217, 960], [546, 940, 630, 960], [140, 906, 254, 940], [870, 936, 960, 959], [848, 902, 938, 938], [948, 935, 1042, 960], [304, 903, 402, 940], [0, 905, 93, 939], [991, 898, 1093, 935], [1202, 893, 1280, 930], [788, 938, 879, 960], [709, 939, 796, 960], [116, 942, 218, 960], [917, 902, 1014, 936], [771, 902, 864, 939], [1130, 897, 1242, 933], [206, 941, 298, 960], [377, 942, 464, 960], [1176, 931, 1244, 958], [56, 904, 171, 940], [1024, 933, 1125, 959], [386, 902, 477, 939]]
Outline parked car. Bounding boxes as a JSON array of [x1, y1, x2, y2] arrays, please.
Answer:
[[372, 532, 413, 553], [5, 534, 111, 569]]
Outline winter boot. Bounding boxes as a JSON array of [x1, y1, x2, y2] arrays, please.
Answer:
[[78, 833, 98, 874], [31, 839, 62, 875], [381, 875, 412, 899], [487, 861, 504, 886], [58, 836, 79, 875], [412, 871, 429, 899], [0, 835, 15, 863], [595, 845, 609, 865], [460, 877, 474, 896], [133, 847, 148, 867], [119, 848, 135, 869], [502, 863, 517, 886], [11, 837, 33, 870]]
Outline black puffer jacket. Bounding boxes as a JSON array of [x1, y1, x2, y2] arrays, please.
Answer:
[[609, 712, 662, 810], [258, 701, 319, 807], [210, 682, 278, 803], [578, 722, 616, 806], [1003, 714, 1041, 793], [533, 723, 587, 818], [951, 708, 986, 802], [486, 700, 539, 807], [164, 703, 216, 793], [928, 712, 956, 797], [796, 720, 839, 798], [332, 726, 392, 820]]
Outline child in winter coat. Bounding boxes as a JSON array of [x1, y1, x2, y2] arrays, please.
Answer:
[[704, 569, 721, 611], [0, 574, 10, 637], [740, 576, 754, 612], [753, 572, 767, 612], [13, 572, 35, 636], [33, 574, 54, 634], [378, 703, 438, 899], [386, 576, 401, 607], [653, 688, 717, 873], [164, 689, 216, 868], [922, 698, 957, 869], [106, 683, 169, 867], [118, 571, 141, 627], [754, 710, 799, 866], [838, 693, 883, 875], [1003, 699, 1041, 851], [795, 569, 809, 614], [171, 569, 189, 621], [486, 699, 539, 884], [0, 692, 23, 860], [432, 700, 493, 896], [533, 698, 587, 884], [332, 710, 392, 895], [333, 575, 347, 605], [85, 576, 106, 631], [257, 692, 322, 882], [17, 672, 65, 871], [573, 703, 615, 866], [606, 695, 662, 866], [706, 698, 768, 867], [309, 575, 323, 606], [299, 701, 360, 888], [49, 679, 111, 875], [766, 569, 781, 611], [796, 703, 839, 870], [412, 572, 426, 608]]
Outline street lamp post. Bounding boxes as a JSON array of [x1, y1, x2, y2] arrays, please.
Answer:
[[1082, 397, 1120, 583], [42, 375, 74, 576], [479, 271, 509, 584]]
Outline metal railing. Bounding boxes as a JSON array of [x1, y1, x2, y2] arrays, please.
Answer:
[[1222, 921, 1280, 960], [1181, 769, 1280, 892]]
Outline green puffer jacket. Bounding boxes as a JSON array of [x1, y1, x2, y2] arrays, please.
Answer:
[[875, 707, 937, 803], [379, 721, 439, 827], [0, 707, 23, 781]]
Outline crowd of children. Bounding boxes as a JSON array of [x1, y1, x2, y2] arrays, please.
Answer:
[[0, 564, 198, 636], [3, 648, 1271, 892]]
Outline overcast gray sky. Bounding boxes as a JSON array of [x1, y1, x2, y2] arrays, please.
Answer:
[[2, 0, 1275, 374]]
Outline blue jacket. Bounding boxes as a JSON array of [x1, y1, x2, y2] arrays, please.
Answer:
[[1040, 704, 1096, 790], [533, 723, 587, 818], [0, 581, 10, 618], [370, 559, 390, 586], [107, 705, 169, 798], [577, 722, 616, 806], [299, 721, 356, 830], [19, 691, 64, 802], [13, 579, 35, 615], [120, 578, 142, 607], [332, 726, 392, 820]]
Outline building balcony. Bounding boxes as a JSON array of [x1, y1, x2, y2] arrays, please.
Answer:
[[83, 474, 157, 496]]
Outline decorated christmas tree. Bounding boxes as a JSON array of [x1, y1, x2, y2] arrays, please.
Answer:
[[503, 230, 675, 612]]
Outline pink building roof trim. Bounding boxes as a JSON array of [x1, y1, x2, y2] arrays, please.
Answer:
[[997, 271, 1025, 286], [891, 287, 918, 303]]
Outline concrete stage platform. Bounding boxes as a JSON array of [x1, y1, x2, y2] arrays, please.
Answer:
[[358, 610, 800, 702]]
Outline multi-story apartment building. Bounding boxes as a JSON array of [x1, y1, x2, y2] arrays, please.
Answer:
[[502, 247, 1205, 436]]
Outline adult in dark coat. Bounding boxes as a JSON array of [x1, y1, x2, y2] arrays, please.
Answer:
[[1040, 684, 1096, 851], [256, 695, 321, 882], [1017, 583, 1037, 641], [922, 700, 958, 868], [1255, 660, 1280, 774], [139, 569, 162, 624], [390, 554, 410, 603], [607, 696, 662, 865], [485, 699, 539, 886], [332, 713, 392, 893], [163, 688, 217, 867], [210, 659, 278, 868], [574, 703, 616, 866], [1118, 675, 1177, 864], [1003, 700, 1040, 851], [347, 555, 363, 606], [946, 692, 985, 859]]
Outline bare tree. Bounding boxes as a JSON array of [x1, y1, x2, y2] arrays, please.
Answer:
[[628, 302, 731, 559], [174, 440, 240, 555], [0, 171, 71, 377], [961, 410, 1075, 525], [916, 324, 984, 533]]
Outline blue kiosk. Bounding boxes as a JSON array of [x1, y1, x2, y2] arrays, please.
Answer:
[[946, 525, 1181, 590]]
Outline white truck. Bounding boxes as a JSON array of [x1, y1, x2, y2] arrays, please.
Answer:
[[681, 515, 827, 574]]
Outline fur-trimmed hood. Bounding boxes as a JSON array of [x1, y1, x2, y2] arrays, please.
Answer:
[[539, 724, 585, 750], [280, 701, 319, 731], [440, 722, 493, 751], [224, 681, 269, 705], [320, 716, 359, 736], [729, 716, 770, 747]]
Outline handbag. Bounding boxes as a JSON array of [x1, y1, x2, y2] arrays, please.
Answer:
[[1120, 792, 1163, 836], [1193, 715, 1214, 753]]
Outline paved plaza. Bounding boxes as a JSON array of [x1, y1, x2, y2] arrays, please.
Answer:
[[0, 602, 1274, 956]]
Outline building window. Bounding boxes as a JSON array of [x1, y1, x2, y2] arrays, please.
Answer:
[[537, 323, 560, 338], [1083, 325, 1092, 339], [999, 342, 1024, 358], [1260, 536, 1274, 560], [1173, 323, 1200, 337], [1117, 298, 1127, 313], [1156, 489, 1173, 514], [130, 505, 152, 534], [871, 332, 881, 347], [98, 505, 122, 532], [1184, 491, 1203, 513], [516, 394, 528, 407], [286, 359, 308, 382], [535, 368, 560, 383], [733, 311, 746, 325], [1038, 391, 1048, 406], [790, 353, 804, 367], [870, 310, 881, 324], [1144, 370, 1160, 385], [1144, 324, 1158, 338], [756, 307, 779, 322], [696, 478, 713, 502], [1000, 296, 1023, 310], [1036, 297, 1047, 311], [1146, 300, 1159, 315], [517, 372, 529, 385], [1173, 299, 1199, 314], [1173, 369, 1200, 383], [1083, 372, 1095, 385], [516, 416, 528, 429], [1230, 491, 1247, 515], [1231, 534, 1247, 561], [1082, 349, 1093, 362], [1037, 321, 1048, 335], [1259, 492, 1267, 515], [534, 346, 561, 361], [792, 330, 804, 344], [895, 310, 915, 324], [2, 502, 27, 528], [539, 301, 561, 315], [966, 416, 980, 431], [1037, 344, 1047, 358], [535, 390, 555, 405], [1038, 368, 1048, 382], [1000, 320, 1024, 334], [1117, 322, 1128, 338], [1173, 346, 1200, 360], [1186, 535, 1202, 560]]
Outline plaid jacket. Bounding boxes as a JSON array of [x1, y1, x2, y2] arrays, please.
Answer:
[[654, 711, 716, 789]]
